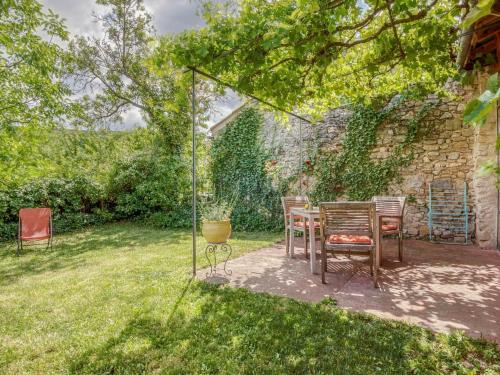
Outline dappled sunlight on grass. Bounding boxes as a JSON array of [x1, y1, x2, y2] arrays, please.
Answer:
[[0, 222, 280, 287], [0, 223, 497, 374]]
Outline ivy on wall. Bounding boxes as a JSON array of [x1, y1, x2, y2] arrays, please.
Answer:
[[310, 99, 436, 202], [209, 99, 435, 230], [210, 108, 283, 231]]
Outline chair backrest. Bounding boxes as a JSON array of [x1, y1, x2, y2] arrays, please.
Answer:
[[372, 196, 406, 217], [319, 202, 375, 237], [281, 196, 309, 219], [19, 208, 52, 240]]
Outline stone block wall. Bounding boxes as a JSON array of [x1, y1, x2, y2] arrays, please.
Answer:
[[371, 89, 476, 243], [471, 75, 499, 248], [257, 77, 498, 248]]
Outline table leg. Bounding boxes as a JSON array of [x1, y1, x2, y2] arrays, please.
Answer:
[[289, 215, 295, 258], [308, 218, 317, 274], [376, 215, 381, 268]]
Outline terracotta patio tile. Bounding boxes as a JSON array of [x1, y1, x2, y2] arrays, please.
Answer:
[[200, 239, 500, 342]]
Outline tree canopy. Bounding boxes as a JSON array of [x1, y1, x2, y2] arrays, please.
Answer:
[[166, 0, 463, 115], [0, 0, 72, 186], [0, 0, 70, 129], [69, 0, 195, 152]]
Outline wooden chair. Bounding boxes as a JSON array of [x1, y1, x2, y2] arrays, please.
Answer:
[[372, 196, 406, 262], [319, 202, 377, 287], [281, 196, 320, 258], [17, 208, 53, 256]]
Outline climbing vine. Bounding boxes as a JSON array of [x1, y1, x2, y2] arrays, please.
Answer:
[[210, 108, 284, 231], [310, 99, 436, 202]]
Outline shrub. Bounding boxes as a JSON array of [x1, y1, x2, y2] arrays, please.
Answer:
[[142, 205, 192, 229], [0, 150, 196, 241], [0, 176, 109, 240], [107, 151, 192, 225]]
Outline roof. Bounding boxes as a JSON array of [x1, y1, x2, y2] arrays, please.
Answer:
[[209, 102, 249, 136], [458, 2, 500, 71]]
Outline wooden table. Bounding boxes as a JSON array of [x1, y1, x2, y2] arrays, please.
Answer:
[[289, 207, 320, 274], [290, 206, 382, 276]]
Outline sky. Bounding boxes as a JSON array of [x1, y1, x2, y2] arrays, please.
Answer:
[[42, 0, 241, 130]]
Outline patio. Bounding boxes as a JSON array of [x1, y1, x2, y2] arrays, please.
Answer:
[[201, 238, 500, 343]]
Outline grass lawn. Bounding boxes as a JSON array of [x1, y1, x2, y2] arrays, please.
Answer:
[[0, 222, 498, 374]]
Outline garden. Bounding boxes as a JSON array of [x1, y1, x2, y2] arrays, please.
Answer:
[[1, 223, 499, 374], [1, 0, 500, 373]]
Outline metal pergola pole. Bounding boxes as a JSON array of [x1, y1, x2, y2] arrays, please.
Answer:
[[192, 69, 197, 277], [184, 65, 312, 277], [299, 118, 303, 195]]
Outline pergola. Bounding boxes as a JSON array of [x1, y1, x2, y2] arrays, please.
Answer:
[[187, 66, 312, 276]]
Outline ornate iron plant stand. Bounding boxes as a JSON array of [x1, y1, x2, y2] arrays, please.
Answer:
[[205, 242, 232, 277]]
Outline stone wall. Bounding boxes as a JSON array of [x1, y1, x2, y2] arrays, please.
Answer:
[[256, 77, 498, 248], [471, 75, 499, 248], [370, 86, 476, 243]]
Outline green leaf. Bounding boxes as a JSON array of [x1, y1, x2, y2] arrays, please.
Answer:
[[486, 72, 499, 93], [461, 0, 495, 29], [463, 73, 500, 126], [463, 99, 493, 126]]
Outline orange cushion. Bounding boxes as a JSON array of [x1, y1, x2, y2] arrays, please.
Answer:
[[381, 224, 398, 231], [328, 234, 372, 245], [294, 221, 320, 228]]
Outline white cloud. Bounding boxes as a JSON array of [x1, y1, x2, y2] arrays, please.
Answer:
[[43, 0, 204, 37]]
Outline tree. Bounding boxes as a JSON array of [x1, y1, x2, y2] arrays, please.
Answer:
[[0, 0, 71, 186], [0, 0, 69, 128], [69, 0, 196, 153], [168, 0, 463, 115]]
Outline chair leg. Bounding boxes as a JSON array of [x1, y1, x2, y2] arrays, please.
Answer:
[[16, 239, 20, 256], [304, 231, 308, 259], [379, 234, 383, 265], [369, 251, 373, 276], [285, 228, 289, 254], [321, 249, 327, 284], [398, 231, 403, 262]]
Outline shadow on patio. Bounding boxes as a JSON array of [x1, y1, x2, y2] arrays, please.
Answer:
[[200, 238, 500, 342]]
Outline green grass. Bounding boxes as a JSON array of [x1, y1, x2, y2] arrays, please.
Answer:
[[0, 222, 498, 374]]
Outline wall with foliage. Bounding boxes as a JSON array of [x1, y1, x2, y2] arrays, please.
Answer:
[[251, 82, 484, 243], [310, 99, 435, 202], [210, 108, 284, 231]]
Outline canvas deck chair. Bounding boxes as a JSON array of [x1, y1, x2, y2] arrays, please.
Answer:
[[17, 208, 53, 255]]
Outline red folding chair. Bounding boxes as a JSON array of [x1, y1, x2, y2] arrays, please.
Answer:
[[17, 208, 53, 255]]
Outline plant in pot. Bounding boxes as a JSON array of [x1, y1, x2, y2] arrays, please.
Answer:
[[199, 200, 233, 243]]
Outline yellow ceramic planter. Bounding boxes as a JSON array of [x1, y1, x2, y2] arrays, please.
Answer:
[[202, 220, 232, 243]]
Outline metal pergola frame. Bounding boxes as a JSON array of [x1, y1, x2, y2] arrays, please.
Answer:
[[187, 66, 311, 276]]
